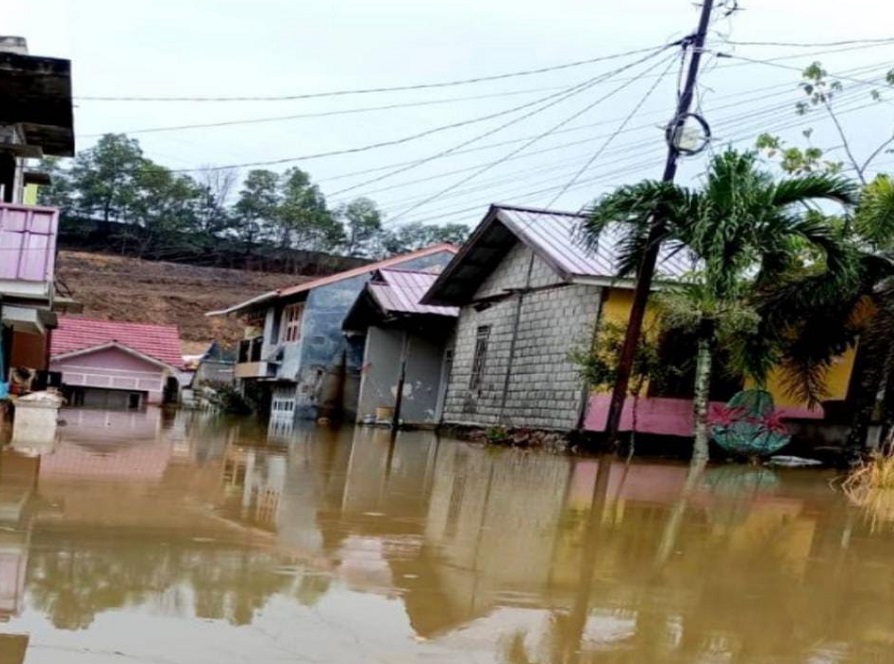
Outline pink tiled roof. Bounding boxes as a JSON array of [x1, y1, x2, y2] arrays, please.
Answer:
[[51, 317, 184, 368], [369, 269, 458, 317]]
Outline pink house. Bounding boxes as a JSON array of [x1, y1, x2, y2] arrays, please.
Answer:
[[50, 317, 184, 409]]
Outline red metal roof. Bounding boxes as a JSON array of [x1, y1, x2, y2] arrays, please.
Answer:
[[277, 243, 458, 298], [51, 317, 184, 368], [369, 269, 459, 317]]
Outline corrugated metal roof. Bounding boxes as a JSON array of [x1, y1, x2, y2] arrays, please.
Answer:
[[51, 317, 184, 368], [495, 206, 693, 280], [0, 203, 59, 283], [423, 204, 696, 306], [370, 269, 459, 317], [277, 243, 458, 298]]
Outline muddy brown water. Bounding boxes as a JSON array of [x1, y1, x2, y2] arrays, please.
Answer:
[[0, 409, 891, 663]]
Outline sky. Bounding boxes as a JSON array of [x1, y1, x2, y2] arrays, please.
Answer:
[[7, 0, 894, 229]]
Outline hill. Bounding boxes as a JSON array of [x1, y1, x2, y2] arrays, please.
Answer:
[[56, 251, 308, 352]]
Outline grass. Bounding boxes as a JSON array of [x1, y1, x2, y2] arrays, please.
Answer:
[[842, 452, 894, 531]]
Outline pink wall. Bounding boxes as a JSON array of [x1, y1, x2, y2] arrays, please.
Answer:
[[0, 204, 59, 282], [583, 394, 823, 438], [51, 347, 168, 404]]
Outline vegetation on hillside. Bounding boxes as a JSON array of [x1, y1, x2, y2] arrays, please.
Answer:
[[39, 134, 470, 262]]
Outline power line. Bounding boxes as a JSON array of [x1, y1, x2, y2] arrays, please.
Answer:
[[319, 58, 894, 187], [170, 46, 676, 174], [724, 37, 894, 48], [74, 44, 670, 103], [383, 52, 679, 225], [324, 46, 676, 197], [546, 54, 680, 208], [76, 85, 570, 138], [715, 51, 894, 88]]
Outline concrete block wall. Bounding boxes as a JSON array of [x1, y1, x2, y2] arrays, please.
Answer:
[[442, 242, 601, 431]]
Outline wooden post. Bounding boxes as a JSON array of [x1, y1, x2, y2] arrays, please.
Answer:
[[391, 331, 410, 435]]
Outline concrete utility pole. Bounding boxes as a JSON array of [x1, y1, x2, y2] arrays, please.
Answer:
[[603, 0, 716, 445]]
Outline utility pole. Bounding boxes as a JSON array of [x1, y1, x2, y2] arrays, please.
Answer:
[[603, 0, 716, 445]]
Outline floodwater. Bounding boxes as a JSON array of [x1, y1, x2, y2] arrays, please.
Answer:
[[0, 411, 892, 663]]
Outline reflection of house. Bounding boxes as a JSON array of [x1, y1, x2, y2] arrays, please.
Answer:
[[424, 204, 853, 435], [0, 36, 79, 398], [222, 444, 287, 529], [50, 317, 184, 409], [210, 244, 457, 422], [343, 268, 458, 426]]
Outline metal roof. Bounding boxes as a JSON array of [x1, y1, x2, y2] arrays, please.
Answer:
[[423, 204, 696, 306], [369, 269, 459, 317], [208, 244, 458, 317]]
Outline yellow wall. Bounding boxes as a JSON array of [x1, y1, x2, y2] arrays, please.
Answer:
[[599, 287, 858, 409], [23, 184, 38, 206]]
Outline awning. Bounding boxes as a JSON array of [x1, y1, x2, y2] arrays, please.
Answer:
[[1, 305, 56, 334]]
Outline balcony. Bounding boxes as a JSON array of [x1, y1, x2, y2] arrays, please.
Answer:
[[235, 336, 274, 379]]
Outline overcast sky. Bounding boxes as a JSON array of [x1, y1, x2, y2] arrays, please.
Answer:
[[7, 0, 894, 228]]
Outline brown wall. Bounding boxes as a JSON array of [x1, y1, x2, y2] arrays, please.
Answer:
[[10, 331, 47, 371]]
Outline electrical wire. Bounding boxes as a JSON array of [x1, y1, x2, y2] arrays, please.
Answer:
[[725, 37, 894, 48], [382, 52, 679, 225], [715, 51, 894, 89], [546, 52, 679, 208], [73, 44, 671, 102]]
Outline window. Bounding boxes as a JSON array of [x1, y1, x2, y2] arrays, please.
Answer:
[[281, 304, 304, 343], [469, 326, 490, 391]]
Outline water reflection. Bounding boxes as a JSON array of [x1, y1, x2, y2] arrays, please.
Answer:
[[0, 410, 893, 662]]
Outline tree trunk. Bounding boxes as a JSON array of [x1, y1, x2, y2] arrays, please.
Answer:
[[846, 298, 894, 460], [692, 326, 714, 464]]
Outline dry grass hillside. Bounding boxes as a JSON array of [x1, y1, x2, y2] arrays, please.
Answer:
[[56, 251, 309, 350]]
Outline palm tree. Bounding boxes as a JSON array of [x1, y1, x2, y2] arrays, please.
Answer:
[[581, 149, 858, 462]]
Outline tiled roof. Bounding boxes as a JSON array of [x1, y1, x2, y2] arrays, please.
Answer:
[[369, 269, 459, 317], [51, 317, 184, 368]]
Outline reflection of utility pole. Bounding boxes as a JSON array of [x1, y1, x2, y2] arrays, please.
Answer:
[[562, 456, 614, 664], [604, 0, 717, 445]]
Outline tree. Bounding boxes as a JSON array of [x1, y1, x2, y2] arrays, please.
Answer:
[[337, 197, 382, 257], [68, 134, 147, 222], [233, 169, 281, 249], [195, 166, 239, 236], [380, 221, 470, 255], [276, 167, 342, 251], [581, 149, 857, 461]]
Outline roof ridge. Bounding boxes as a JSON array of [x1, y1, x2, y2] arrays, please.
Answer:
[[492, 203, 587, 219], [59, 316, 180, 331]]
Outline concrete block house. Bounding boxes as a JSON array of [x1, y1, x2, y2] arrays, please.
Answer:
[[50, 317, 184, 409], [213, 244, 457, 423], [424, 204, 859, 436]]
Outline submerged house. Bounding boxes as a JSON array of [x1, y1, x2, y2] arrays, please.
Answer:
[[50, 317, 184, 409], [423, 204, 857, 435], [343, 268, 459, 426], [210, 244, 457, 422], [0, 36, 78, 396]]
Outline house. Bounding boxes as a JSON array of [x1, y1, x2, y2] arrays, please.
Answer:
[[192, 341, 237, 387], [343, 267, 459, 426], [49, 317, 184, 409], [423, 204, 857, 435], [0, 36, 78, 398], [209, 244, 458, 422]]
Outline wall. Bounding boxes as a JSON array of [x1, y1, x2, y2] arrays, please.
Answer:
[[282, 250, 455, 422], [356, 326, 448, 425], [50, 347, 167, 404], [441, 241, 602, 431], [10, 330, 46, 369]]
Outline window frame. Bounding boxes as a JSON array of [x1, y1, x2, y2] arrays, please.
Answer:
[[280, 303, 304, 344], [469, 325, 491, 391]]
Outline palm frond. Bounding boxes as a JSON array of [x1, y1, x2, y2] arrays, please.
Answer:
[[770, 173, 859, 209], [855, 174, 894, 249]]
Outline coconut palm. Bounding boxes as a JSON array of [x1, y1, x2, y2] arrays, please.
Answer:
[[581, 149, 858, 462]]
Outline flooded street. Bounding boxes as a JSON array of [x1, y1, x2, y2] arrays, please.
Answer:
[[0, 410, 891, 662]]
